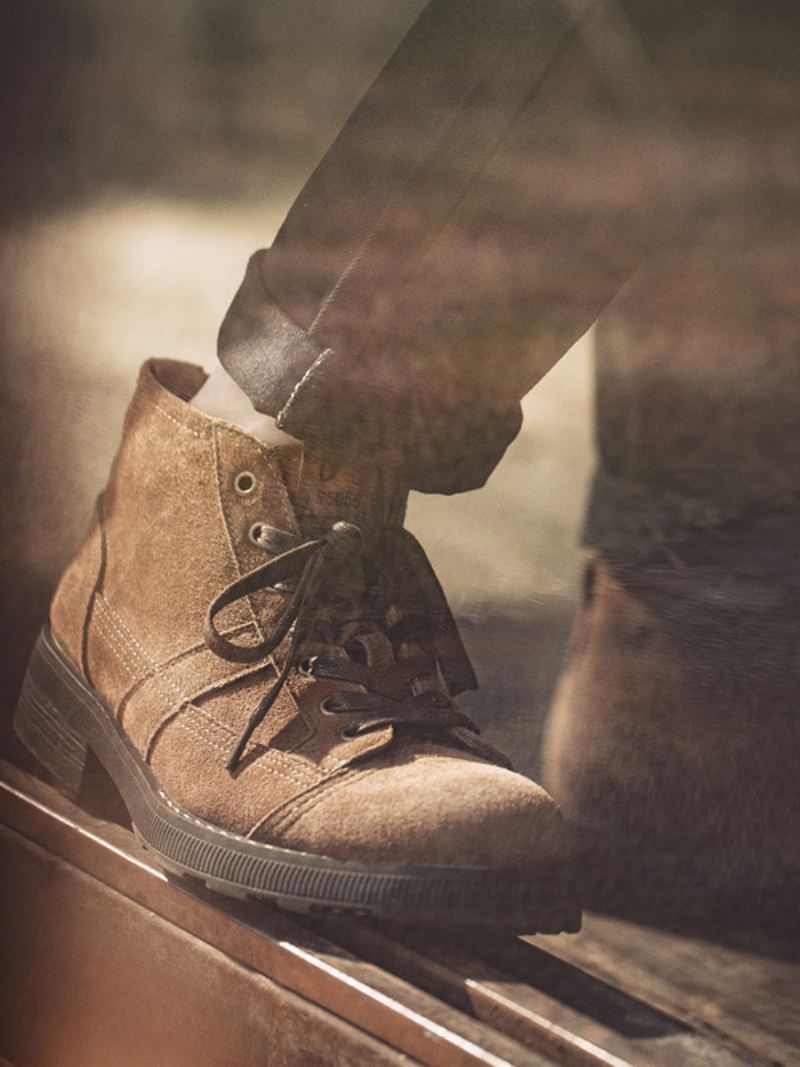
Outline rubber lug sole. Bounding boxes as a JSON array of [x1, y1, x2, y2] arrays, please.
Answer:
[[14, 627, 581, 933]]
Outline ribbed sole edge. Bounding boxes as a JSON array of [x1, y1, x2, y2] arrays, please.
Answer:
[[14, 626, 581, 932]]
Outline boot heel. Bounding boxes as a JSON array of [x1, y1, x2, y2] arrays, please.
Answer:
[[14, 634, 92, 794]]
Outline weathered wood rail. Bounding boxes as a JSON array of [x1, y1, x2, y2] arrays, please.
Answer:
[[0, 756, 795, 1066]]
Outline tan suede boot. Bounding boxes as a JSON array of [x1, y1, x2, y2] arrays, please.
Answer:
[[543, 554, 800, 925], [15, 359, 579, 931]]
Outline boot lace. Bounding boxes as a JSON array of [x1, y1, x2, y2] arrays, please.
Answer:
[[204, 521, 480, 772]]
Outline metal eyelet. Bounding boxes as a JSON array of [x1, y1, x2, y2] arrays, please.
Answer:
[[298, 656, 318, 677], [341, 723, 360, 739], [319, 696, 339, 716], [234, 471, 257, 496], [248, 521, 267, 546]]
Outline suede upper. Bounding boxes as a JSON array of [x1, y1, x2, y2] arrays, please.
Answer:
[[543, 555, 800, 892], [50, 359, 569, 873]]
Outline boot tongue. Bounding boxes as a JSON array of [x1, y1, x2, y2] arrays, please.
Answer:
[[275, 447, 407, 534], [270, 447, 410, 658], [270, 447, 481, 747]]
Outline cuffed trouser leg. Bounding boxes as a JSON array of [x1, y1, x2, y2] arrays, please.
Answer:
[[540, 4, 800, 921], [585, 1, 800, 574], [218, 0, 674, 492]]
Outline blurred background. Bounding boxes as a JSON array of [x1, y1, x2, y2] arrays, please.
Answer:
[[0, 0, 593, 778]]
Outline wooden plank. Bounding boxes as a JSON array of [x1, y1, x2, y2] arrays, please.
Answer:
[[537, 915, 800, 1067], [0, 760, 548, 1067], [311, 920, 750, 1067], [0, 825, 414, 1067], [311, 919, 634, 1067], [3, 756, 796, 1067]]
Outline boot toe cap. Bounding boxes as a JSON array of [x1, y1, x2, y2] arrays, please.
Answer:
[[257, 747, 569, 874]]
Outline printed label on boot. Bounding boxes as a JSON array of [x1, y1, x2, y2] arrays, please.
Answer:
[[297, 452, 406, 527]]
